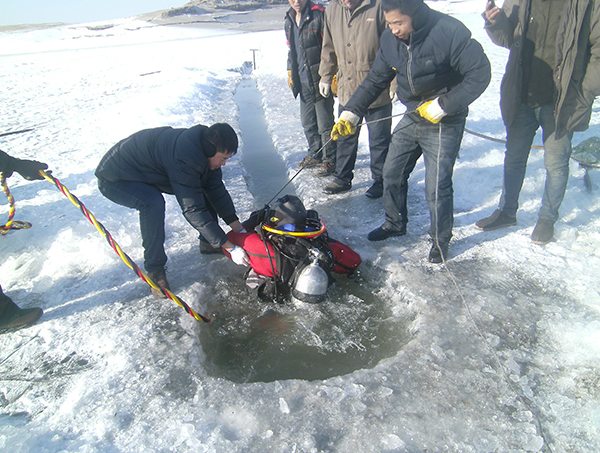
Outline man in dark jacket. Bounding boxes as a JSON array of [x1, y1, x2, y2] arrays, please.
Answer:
[[475, 0, 600, 245], [331, 0, 491, 262], [95, 123, 250, 298], [285, 0, 337, 176], [0, 150, 46, 332]]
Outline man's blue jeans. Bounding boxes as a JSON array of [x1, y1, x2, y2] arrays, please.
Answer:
[[333, 103, 392, 184], [300, 90, 336, 163], [97, 178, 167, 273], [500, 103, 573, 222], [383, 114, 464, 243]]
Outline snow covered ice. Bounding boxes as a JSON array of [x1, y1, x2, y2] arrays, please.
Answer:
[[1, 1, 600, 451]]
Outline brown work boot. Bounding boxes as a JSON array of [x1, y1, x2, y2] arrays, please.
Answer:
[[315, 162, 335, 177], [297, 154, 322, 169], [147, 268, 171, 298]]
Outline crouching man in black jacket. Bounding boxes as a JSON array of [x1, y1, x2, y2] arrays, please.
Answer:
[[95, 123, 249, 298], [331, 0, 491, 262]]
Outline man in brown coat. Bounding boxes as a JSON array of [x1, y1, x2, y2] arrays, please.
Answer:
[[475, 0, 600, 245], [318, 0, 394, 197]]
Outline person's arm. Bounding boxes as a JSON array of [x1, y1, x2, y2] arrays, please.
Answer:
[[318, 8, 337, 86], [0, 150, 47, 180], [582, 0, 600, 102], [483, 0, 519, 49], [436, 26, 492, 116]]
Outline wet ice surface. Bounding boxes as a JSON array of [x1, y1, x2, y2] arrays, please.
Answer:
[[1, 2, 600, 452]]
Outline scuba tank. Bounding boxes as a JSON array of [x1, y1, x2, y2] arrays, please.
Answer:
[[290, 248, 331, 304]]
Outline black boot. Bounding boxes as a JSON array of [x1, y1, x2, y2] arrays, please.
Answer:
[[428, 241, 449, 264]]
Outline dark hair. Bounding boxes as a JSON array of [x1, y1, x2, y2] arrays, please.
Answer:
[[381, 0, 423, 16], [206, 123, 238, 155]]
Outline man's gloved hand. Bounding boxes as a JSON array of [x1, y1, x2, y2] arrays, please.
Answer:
[[331, 75, 338, 96], [10, 157, 48, 180], [229, 245, 250, 266], [287, 70, 294, 92], [319, 80, 331, 98], [331, 111, 360, 141], [417, 98, 446, 124]]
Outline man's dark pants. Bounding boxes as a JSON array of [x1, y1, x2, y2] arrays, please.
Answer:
[[299, 89, 336, 163], [98, 178, 168, 273], [383, 114, 464, 243], [333, 103, 392, 185]]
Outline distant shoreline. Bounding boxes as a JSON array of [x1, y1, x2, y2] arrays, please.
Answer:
[[0, 5, 288, 34]]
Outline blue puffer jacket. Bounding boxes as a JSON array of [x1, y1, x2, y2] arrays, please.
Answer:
[[345, 2, 491, 120], [95, 125, 238, 247]]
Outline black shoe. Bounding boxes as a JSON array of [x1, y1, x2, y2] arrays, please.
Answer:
[[531, 218, 554, 245], [367, 224, 406, 241], [199, 239, 223, 255], [475, 209, 516, 231], [147, 268, 171, 299], [365, 180, 383, 199], [315, 162, 335, 177], [297, 155, 322, 169], [0, 307, 43, 332], [428, 241, 449, 263], [324, 180, 351, 194]]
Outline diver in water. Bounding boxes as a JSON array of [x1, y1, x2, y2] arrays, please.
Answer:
[[224, 195, 362, 303]]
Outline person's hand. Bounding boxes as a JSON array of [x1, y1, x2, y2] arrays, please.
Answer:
[[12, 158, 48, 180], [417, 98, 446, 124], [484, 1, 500, 24], [229, 245, 250, 266], [331, 111, 360, 140], [288, 70, 294, 92], [319, 81, 331, 98], [331, 75, 338, 96]]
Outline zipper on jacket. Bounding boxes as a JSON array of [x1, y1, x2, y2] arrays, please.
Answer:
[[404, 43, 417, 96]]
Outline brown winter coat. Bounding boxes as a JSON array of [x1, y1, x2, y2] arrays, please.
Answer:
[[319, 0, 391, 108], [554, 0, 600, 139]]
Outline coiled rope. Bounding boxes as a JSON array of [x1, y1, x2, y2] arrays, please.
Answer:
[[0, 173, 32, 235]]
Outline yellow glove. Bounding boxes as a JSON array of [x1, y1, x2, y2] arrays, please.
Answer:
[[331, 111, 360, 141], [288, 70, 294, 92], [416, 98, 446, 124], [331, 75, 338, 96]]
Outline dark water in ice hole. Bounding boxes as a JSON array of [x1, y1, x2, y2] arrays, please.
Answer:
[[198, 77, 413, 383]]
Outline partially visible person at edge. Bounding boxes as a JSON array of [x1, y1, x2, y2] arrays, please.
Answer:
[[285, 0, 337, 177], [331, 0, 491, 262], [475, 0, 600, 245], [0, 150, 46, 332], [95, 123, 250, 298], [318, 0, 395, 198]]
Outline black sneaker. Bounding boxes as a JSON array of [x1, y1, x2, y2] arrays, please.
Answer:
[[531, 218, 554, 245], [147, 268, 171, 299], [428, 241, 449, 263], [0, 307, 43, 332], [324, 180, 351, 194], [297, 155, 322, 169], [315, 162, 335, 177], [475, 209, 516, 231], [367, 224, 406, 241], [365, 180, 384, 199]]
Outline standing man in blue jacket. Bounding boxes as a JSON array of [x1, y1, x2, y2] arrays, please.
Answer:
[[285, 0, 337, 177], [331, 0, 491, 262], [96, 123, 250, 298]]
